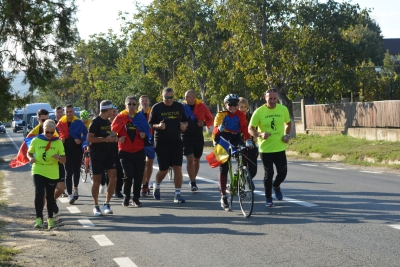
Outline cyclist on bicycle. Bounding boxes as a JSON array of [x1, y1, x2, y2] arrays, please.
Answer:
[[214, 94, 253, 211]]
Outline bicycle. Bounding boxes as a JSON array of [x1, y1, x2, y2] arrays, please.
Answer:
[[226, 142, 254, 218], [168, 166, 173, 180], [80, 146, 93, 183]]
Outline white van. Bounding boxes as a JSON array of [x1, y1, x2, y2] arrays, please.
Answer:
[[22, 103, 53, 136]]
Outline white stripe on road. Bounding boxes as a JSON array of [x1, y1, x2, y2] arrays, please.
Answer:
[[66, 206, 81, 214], [327, 167, 346, 170], [6, 132, 20, 151], [192, 174, 317, 207], [360, 171, 383, 174], [301, 164, 318, 167], [78, 219, 95, 227], [92, 234, 114, 246], [114, 257, 138, 267], [389, 225, 400, 230], [58, 197, 69, 203]]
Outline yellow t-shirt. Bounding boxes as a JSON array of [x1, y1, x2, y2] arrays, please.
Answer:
[[249, 104, 290, 153], [28, 137, 65, 179]]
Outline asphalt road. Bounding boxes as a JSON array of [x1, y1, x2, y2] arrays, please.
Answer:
[[1, 130, 400, 267]]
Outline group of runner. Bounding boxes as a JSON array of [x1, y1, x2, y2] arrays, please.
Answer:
[[12, 87, 292, 229]]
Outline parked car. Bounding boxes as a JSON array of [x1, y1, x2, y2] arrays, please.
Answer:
[[0, 121, 6, 134]]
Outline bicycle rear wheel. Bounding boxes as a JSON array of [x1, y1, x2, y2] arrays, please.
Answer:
[[238, 168, 254, 218], [168, 167, 173, 180]]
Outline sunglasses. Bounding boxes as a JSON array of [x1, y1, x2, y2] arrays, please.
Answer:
[[45, 131, 55, 135], [126, 103, 137, 106], [228, 102, 238, 107], [40, 119, 46, 122], [164, 95, 174, 100]]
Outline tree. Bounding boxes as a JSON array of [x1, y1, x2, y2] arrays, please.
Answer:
[[0, 0, 78, 96]]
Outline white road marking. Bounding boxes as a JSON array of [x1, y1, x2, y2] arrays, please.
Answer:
[[389, 225, 400, 230], [193, 175, 317, 207], [92, 234, 114, 246], [6, 132, 20, 151], [328, 167, 346, 170], [58, 197, 69, 203], [66, 206, 81, 214], [78, 219, 95, 227], [360, 171, 383, 174], [301, 164, 318, 167], [114, 257, 138, 267]]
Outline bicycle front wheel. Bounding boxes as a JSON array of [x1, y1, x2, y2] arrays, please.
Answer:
[[238, 168, 254, 218], [80, 159, 87, 183]]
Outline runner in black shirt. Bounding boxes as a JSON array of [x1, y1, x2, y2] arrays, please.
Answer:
[[149, 87, 188, 203], [87, 100, 118, 216]]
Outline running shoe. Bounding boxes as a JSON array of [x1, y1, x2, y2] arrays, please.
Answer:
[[101, 203, 113, 215], [153, 188, 161, 200], [122, 198, 129, 207], [132, 198, 142, 207], [141, 187, 148, 197], [72, 189, 79, 200], [68, 194, 75, 204], [34, 218, 42, 228], [174, 194, 185, 203], [266, 197, 274, 207], [114, 191, 124, 199], [99, 185, 105, 194], [149, 182, 153, 189], [221, 196, 230, 211], [190, 184, 198, 192], [93, 206, 103, 216], [273, 186, 283, 200], [47, 218, 55, 230], [53, 200, 59, 215]]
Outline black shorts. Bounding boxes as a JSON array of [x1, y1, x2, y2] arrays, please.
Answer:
[[58, 163, 65, 182], [183, 137, 204, 158], [154, 139, 183, 171], [91, 157, 116, 175]]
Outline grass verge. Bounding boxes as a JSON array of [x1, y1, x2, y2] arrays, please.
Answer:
[[0, 168, 21, 264], [287, 134, 400, 169]]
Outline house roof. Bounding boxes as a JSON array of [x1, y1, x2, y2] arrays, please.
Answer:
[[383, 39, 400, 55]]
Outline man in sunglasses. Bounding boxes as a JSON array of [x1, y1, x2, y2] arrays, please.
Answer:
[[149, 87, 188, 203], [248, 88, 291, 208], [213, 94, 253, 211]]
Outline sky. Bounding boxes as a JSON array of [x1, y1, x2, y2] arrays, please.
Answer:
[[76, 0, 400, 40]]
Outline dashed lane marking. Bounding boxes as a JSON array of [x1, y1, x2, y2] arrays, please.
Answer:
[[327, 167, 346, 170], [114, 257, 138, 267], [58, 197, 69, 203], [389, 225, 400, 230], [301, 164, 318, 167], [66, 206, 81, 214], [78, 219, 95, 227], [92, 234, 114, 246]]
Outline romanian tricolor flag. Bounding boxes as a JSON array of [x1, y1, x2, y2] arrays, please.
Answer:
[[9, 125, 59, 168], [113, 110, 151, 143], [183, 98, 213, 127], [56, 115, 87, 142], [206, 137, 231, 168]]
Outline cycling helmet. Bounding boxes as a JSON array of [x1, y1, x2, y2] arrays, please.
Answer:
[[80, 110, 89, 120], [224, 94, 239, 103]]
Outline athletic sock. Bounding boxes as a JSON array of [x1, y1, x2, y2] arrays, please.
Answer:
[[155, 183, 161, 189], [175, 188, 181, 195]]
